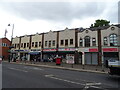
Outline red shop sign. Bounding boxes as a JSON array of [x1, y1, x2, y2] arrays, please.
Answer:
[[89, 48, 98, 52], [43, 49, 57, 51], [103, 48, 118, 52]]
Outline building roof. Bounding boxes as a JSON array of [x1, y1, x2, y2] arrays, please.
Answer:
[[0, 37, 11, 42]]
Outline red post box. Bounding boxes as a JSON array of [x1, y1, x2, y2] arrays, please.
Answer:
[[56, 58, 61, 65]]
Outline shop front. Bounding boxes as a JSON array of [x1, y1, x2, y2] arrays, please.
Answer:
[[58, 48, 81, 64], [84, 48, 98, 65], [10, 50, 18, 61], [29, 51, 41, 62], [42, 48, 57, 62], [84, 48, 119, 65], [19, 50, 29, 61], [103, 48, 119, 64]]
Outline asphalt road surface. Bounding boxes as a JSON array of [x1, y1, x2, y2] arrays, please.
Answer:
[[2, 62, 120, 89]]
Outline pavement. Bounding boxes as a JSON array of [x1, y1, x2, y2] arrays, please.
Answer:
[[3, 60, 109, 74]]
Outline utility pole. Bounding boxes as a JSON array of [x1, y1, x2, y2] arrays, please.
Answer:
[[97, 28, 104, 71], [97, 28, 102, 65]]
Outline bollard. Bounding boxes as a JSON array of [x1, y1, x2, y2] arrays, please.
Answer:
[[82, 65, 84, 69], [71, 64, 73, 68]]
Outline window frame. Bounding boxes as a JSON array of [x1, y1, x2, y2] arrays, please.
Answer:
[[60, 40, 64, 45], [70, 39, 73, 45], [92, 38, 96, 46], [109, 34, 118, 46], [79, 38, 83, 47], [84, 36, 90, 47], [65, 39, 68, 46], [52, 40, 55, 46]]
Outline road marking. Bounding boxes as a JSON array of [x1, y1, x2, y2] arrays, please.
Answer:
[[24, 66, 43, 70], [45, 74, 55, 77], [86, 82, 101, 86], [9, 67, 28, 72], [33, 67, 43, 70], [45, 74, 86, 85], [45, 74, 102, 89]]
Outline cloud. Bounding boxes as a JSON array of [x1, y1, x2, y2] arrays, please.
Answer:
[[0, 2, 108, 23]]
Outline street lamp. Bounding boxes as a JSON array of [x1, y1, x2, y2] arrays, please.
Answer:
[[8, 24, 14, 40], [8, 24, 14, 62]]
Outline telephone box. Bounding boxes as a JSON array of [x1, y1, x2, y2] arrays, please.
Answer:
[[56, 58, 61, 65]]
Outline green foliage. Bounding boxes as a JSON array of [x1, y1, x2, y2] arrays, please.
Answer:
[[90, 19, 110, 28]]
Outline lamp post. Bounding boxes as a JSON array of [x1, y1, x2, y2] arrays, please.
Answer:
[[8, 24, 14, 62], [8, 24, 14, 40]]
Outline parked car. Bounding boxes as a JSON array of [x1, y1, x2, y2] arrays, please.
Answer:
[[106, 59, 120, 76]]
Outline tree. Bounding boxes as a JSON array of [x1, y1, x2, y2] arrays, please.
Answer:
[[90, 19, 110, 28]]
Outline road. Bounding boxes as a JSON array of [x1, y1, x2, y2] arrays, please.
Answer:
[[2, 62, 120, 89]]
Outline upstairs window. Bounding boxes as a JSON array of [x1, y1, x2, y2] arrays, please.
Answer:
[[32, 42, 34, 47], [52, 40, 55, 46], [21, 43, 23, 47], [45, 41, 47, 47], [17, 44, 19, 48], [24, 43, 26, 48], [35, 42, 38, 47], [61, 40, 64, 45], [92, 38, 96, 46], [70, 39, 73, 45], [15, 44, 16, 48], [79, 38, 83, 47], [65, 39, 68, 46], [109, 34, 117, 46], [103, 37, 108, 46], [39, 42, 41, 47], [49, 41, 51, 47], [84, 36, 90, 47], [27, 43, 29, 47]]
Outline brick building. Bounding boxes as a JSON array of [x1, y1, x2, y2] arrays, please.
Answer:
[[0, 38, 11, 60]]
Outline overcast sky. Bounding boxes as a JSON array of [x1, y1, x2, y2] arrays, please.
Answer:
[[0, 0, 119, 40]]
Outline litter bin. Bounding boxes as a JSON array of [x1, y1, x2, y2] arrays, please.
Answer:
[[56, 58, 61, 65]]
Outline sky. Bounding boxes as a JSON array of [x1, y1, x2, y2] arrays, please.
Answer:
[[0, 0, 119, 40]]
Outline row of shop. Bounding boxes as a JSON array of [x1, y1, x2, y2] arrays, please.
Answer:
[[10, 47, 119, 65]]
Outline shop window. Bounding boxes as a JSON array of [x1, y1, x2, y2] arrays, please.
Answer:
[[65, 39, 68, 46], [52, 40, 55, 46], [35, 42, 38, 47], [92, 38, 96, 46], [70, 39, 73, 45], [79, 38, 83, 47], [27, 43, 29, 47], [109, 34, 117, 46], [49, 41, 51, 47], [61, 40, 64, 45], [24, 43, 26, 48], [103, 37, 108, 46], [45, 41, 47, 47], [32, 42, 34, 47], [84, 36, 90, 47], [39, 42, 41, 47]]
